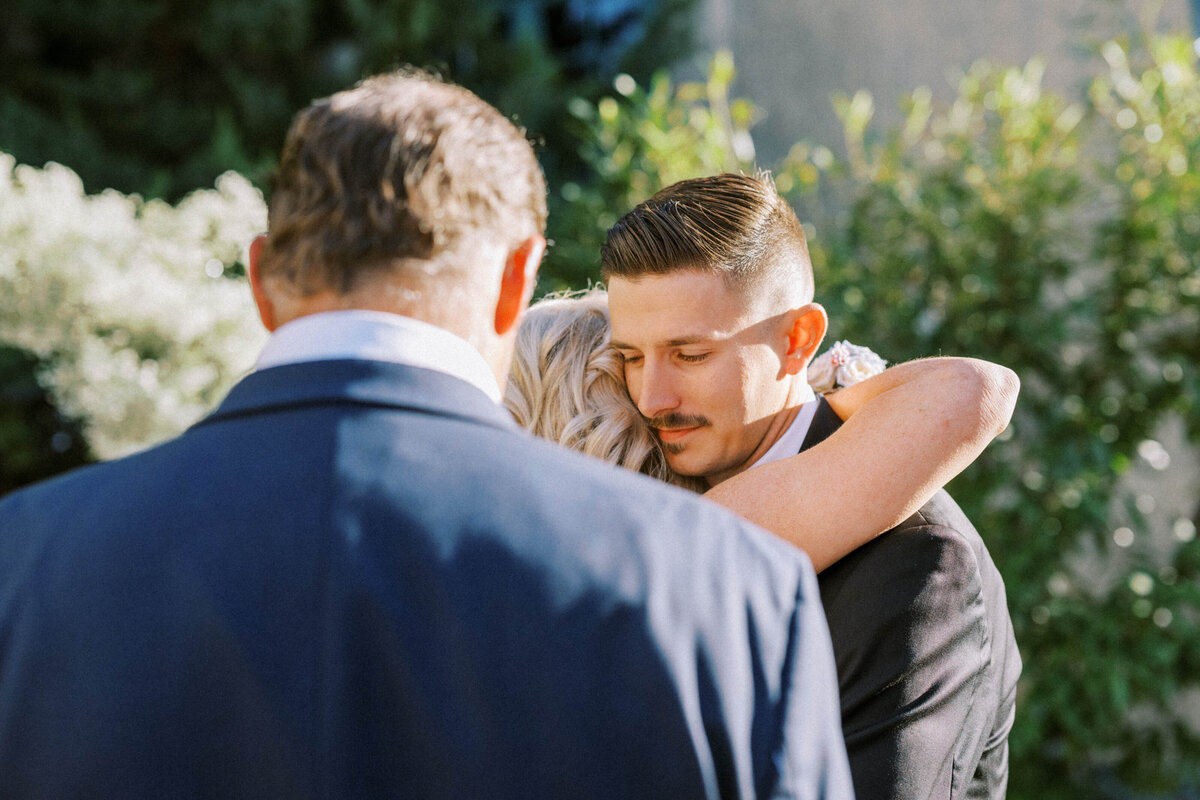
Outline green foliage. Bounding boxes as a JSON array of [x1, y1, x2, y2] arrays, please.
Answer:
[[0, 346, 92, 495], [1, 0, 698, 294], [569, 35, 1200, 796], [543, 50, 758, 291], [1089, 34, 1200, 435], [774, 37, 1200, 794]]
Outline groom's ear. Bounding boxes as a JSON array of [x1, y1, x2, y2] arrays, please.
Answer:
[[782, 303, 828, 375]]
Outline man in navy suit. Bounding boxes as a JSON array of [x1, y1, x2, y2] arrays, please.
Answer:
[[603, 172, 1021, 799], [0, 73, 853, 797]]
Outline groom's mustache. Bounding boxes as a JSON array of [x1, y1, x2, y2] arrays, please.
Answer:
[[644, 413, 711, 432]]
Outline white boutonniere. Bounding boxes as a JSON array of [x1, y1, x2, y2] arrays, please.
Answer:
[[808, 341, 887, 394]]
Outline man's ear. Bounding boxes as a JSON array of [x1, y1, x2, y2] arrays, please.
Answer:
[[494, 234, 546, 335], [247, 235, 279, 332], [782, 303, 828, 375]]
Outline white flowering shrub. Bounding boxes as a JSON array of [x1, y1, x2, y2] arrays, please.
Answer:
[[0, 153, 268, 460]]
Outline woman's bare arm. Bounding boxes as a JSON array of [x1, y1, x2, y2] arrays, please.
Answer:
[[702, 357, 1018, 571]]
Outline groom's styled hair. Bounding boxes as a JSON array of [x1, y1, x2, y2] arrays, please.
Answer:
[[259, 69, 547, 296], [600, 171, 814, 310]]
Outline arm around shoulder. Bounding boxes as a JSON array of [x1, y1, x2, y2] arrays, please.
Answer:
[[703, 357, 1018, 571], [824, 356, 1019, 448]]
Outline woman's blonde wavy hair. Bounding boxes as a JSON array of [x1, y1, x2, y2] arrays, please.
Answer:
[[504, 289, 704, 492]]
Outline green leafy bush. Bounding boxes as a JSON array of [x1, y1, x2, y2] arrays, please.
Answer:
[[543, 50, 758, 290], [791, 40, 1200, 792], [568, 35, 1200, 796]]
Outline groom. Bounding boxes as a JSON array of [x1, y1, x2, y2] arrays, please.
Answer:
[[603, 172, 1022, 799], [0, 76, 854, 796]]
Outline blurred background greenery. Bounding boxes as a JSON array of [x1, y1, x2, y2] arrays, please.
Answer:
[[2, 0, 1199, 795]]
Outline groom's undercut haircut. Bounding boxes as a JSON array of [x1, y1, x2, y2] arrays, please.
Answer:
[[260, 68, 548, 296], [600, 171, 814, 309]]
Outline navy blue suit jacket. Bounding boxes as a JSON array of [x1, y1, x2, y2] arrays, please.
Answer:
[[0, 359, 853, 799], [803, 399, 1021, 799]]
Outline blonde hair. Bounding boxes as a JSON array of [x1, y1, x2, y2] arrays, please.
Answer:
[[504, 290, 704, 492]]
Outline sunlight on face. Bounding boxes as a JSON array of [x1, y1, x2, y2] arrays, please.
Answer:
[[607, 271, 798, 485]]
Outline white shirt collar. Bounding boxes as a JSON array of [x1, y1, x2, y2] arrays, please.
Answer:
[[750, 383, 819, 469], [254, 310, 503, 403]]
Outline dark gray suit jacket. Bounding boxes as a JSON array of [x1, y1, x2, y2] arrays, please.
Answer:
[[803, 398, 1021, 799], [0, 359, 854, 799]]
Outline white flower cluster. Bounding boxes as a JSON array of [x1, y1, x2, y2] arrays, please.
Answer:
[[0, 153, 268, 459], [807, 340, 888, 394]]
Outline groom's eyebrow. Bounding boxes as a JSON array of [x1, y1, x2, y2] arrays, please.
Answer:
[[610, 335, 712, 350]]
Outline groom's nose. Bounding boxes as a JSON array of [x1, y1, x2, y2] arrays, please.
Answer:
[[634, 361, 681, 420]]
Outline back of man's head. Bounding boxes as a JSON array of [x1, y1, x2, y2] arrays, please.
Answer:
[[259, 70, 547, 300], [600, 171, 813, 312]]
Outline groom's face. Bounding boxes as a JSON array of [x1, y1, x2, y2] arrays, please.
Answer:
[[608, 270, 795, 486]]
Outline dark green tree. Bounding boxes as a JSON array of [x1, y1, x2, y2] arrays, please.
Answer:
[[0, 0, 697, 284]]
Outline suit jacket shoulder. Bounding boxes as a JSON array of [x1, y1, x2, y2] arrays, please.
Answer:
[[802, 398, 1020, 800]]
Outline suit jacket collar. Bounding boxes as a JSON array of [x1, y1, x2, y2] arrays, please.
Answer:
[[798, 397, 844, 454], [194, 359, 519, 433]]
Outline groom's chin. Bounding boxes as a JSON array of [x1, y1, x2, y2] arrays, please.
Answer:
[[661, 449, 708, 479]]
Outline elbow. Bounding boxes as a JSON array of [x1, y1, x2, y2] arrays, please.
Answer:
[[992, 363, 1020, 433], [972, 360, 1019, 438], [937, 358, 1019, 440]]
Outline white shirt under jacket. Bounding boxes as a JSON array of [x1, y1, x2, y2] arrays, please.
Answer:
[[254, 310, 503, 403], [749, 382, 820, 470]]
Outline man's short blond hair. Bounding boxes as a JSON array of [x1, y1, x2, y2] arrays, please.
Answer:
[[260, 70, 547, 295]]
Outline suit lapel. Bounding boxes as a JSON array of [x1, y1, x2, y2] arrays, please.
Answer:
[[193, 359, 519, 433], [798, 397, 844, 454]]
